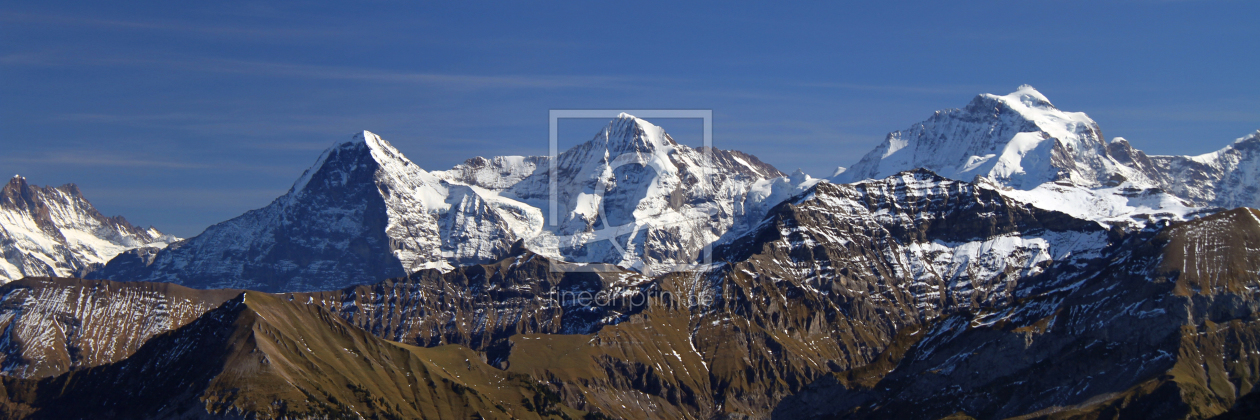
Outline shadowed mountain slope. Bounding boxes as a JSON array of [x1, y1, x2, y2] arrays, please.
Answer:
[[774, 207, 1260, 420]]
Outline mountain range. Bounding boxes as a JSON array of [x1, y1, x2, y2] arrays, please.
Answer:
[[0, 86, 1257, 419], [73, 87, 1254, 291]]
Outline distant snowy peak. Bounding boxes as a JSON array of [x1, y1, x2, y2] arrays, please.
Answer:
[[831, 85, 1260, 224], [1149, 130, 1260, 209], [489, 113, 789, 272], [0, 176, 175, 282], [437, 155, 547, 191], [835, 85, 1157, 190]]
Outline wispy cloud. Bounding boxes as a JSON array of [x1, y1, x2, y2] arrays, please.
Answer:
[[51, 112, 221, 124], [2, 153, 212, 169], [87, 187, 288, 208], [0, 52, 634, 90], [792, 82, 984, 95], [245, 141, 342, 152], [85, 187, 290, 236], [1097, 107, 1260, 124], [0, 52, 52, 65], [0, 11, 342, 39], [185, 58, 633, 89]]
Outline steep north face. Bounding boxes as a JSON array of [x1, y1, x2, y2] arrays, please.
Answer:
[[91, 131, 539, 292]]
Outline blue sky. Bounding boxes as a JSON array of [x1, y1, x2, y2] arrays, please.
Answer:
[[2, 1, 1257, 236]]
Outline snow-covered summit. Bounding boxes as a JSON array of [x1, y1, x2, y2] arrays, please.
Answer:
[[603, 112, 676, 151], [830, 86, 1260, 226], [1003, 84, 1055, 109], [834, 85, 1158, 190]]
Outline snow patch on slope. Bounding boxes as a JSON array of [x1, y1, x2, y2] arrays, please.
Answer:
[[992, 180, 1204, 228]]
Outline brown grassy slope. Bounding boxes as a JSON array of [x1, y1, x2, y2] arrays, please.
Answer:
[[0, 291, 585, 420]]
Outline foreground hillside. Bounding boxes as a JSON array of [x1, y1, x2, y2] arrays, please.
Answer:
[[0, 291, 587, 420]]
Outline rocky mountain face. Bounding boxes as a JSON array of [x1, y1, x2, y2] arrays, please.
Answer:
[[774, 207, 1260, 419], [293, 243, 658, 367], [675, 171, 1114, 417], [93, 116, 789, 291], [834, 85, 1260, 212], [90, 131, 541, 292], [0, 176, 175, 282]]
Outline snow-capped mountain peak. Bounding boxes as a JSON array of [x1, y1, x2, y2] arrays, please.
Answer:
[[981, 85, 1099, 152], [834, 85, 1156, 190], [1003, 84, 1055, 109], [602, 112, 677, 151], [0, 176, 176, 282], [831, 85, 1260, 227], [481, 114, 789, 273]]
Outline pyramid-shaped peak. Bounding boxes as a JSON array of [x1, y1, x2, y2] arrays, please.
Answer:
[[1, 177, 31, 207], [350, 129, 381, 144], [610, 111, 669, 126], [344, 130, 399, 153], [599, 113, 675, 151], [323, 130, 409, 161], [289, 130, 418, 196]]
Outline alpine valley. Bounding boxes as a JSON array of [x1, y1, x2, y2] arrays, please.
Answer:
[[1, 86, 1258, 420]]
